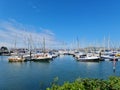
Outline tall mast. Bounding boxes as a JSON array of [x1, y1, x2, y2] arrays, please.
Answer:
[[77, 37, 80, 51], [43, 37, 45, 53], [108, 36, 110, 50], [104, 36, 106, 52], [14, 34, 17, 49]]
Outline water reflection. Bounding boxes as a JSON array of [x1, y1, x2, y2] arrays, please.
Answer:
[[8, 62, 25, 67], [32, 60, 51, 63], [76, 61, 99, 68], [77, 61, 99, 65], [112, 60, 116, 74], [0, 56, 8, 61], [59, 55, 65, 59]]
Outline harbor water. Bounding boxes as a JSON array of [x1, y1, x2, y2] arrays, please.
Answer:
[[0, 55, 120, 90]]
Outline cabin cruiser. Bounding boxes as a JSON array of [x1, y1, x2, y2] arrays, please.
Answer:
[[76, 53, 100, 62]]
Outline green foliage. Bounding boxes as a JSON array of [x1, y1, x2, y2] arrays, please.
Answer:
[[47, 76, 120, 90], [108, 76, 120, 90]]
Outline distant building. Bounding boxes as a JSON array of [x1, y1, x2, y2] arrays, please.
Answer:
[[0, 46, 10, 56]]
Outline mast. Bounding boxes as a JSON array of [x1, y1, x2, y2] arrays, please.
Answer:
[[14, 34, 17, 54], [103, 36, 106, 52], [108, 35, 110, 50], [77, 37, 80, 51], [43, 37, 45, 53], [28, 34, 33, 60]]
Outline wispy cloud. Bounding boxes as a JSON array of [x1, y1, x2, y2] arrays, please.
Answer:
[[28, 1, 40, 13], [0, 19, 62, 49]]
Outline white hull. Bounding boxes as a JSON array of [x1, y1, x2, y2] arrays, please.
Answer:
[[77, 56, 100, 62], [32, 53, 52, 61], [101, 55, 120, 61]]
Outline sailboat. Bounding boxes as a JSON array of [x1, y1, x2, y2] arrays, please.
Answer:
[[8, 35, 25, 62], [33, 37, 52, 61]]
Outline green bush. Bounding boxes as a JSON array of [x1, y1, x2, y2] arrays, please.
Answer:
[[46, 76, 120, 90]]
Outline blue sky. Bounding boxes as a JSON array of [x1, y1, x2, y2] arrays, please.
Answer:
[[0, 0, 120, 48]]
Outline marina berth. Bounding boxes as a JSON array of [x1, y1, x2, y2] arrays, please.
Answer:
[[7, 48, 120, 62]]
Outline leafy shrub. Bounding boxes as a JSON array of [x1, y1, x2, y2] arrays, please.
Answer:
[[47, 76, 120, 90]]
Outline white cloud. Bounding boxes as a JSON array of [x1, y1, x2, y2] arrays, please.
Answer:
[[0, 19, 62, 49]]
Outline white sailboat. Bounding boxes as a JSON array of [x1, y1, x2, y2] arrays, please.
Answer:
[[33, 37, 52, 61]]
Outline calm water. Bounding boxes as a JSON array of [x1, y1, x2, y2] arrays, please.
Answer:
[[0, 55, 120, 90]]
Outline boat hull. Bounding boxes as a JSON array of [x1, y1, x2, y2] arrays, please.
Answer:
[[77, 56, 100, 62]]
